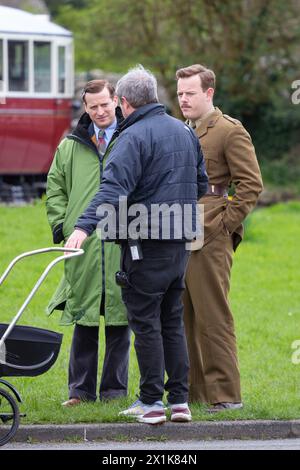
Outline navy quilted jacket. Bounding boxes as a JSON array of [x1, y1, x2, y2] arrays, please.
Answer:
[[76, 103, 208, 241]]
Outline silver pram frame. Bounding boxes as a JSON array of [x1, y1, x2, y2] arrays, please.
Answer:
[[0, 247, 84, 446]]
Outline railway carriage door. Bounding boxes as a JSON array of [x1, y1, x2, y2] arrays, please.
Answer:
[[29, 40, 54, 174], [1, 39, 30, 173], [0, 39, 4, 154], [0, 39, 3, 94], [51, 42, 72, 159]]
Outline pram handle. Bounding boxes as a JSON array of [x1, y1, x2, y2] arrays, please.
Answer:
[[0, 248, 84, 348]]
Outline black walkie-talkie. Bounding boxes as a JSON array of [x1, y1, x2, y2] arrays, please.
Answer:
[[128, 239, 143, 261]]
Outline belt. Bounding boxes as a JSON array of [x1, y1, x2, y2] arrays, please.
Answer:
[[206, 183, 228, 197]]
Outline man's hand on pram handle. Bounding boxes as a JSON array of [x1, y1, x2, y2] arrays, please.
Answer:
[[65, 228, 88, 254]]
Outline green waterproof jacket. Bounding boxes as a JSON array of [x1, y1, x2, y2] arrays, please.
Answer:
[[45, 111, 127, 327]]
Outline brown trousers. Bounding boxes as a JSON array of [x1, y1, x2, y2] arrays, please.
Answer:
[[183, 229, 241, 404]]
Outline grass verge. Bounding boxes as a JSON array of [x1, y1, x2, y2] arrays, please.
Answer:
[[0, 200, 299, 422]]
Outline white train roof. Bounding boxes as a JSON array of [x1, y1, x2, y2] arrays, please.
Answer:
[[0, 6, 72, 37]]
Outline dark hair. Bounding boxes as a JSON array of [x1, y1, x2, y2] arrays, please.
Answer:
[[176, 64, 216, 91], [81, 79, 115, 103]]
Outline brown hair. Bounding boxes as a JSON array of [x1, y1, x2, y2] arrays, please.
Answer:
[[81, 79, 115, 103], [176, 64, 216, 91]]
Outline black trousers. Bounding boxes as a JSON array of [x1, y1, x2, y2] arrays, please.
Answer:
[[121, 240, 190, 405], [68, 323, 131, 401]]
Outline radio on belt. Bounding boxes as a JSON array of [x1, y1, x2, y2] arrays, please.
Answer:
[[128, 239, 143, 261]]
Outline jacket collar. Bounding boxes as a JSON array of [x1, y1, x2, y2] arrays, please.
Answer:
[[191, 107, 222, 138], [70, 106, 124, 145], [119, 103, 165, 132]]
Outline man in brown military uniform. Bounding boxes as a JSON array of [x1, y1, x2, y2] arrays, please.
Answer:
[[176, 64, 263, 412]]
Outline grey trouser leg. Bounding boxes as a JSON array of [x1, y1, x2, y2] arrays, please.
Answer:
[[69, 323, 130, 401], [99, 325, 131, 400]]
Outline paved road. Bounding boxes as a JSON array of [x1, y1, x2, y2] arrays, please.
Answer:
[[2, 438, 300, 450]]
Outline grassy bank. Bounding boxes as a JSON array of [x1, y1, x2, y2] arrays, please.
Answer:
[[0, 200, 299, 423]]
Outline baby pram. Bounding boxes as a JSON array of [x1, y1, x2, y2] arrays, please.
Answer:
[[0, 247, 84, 446]]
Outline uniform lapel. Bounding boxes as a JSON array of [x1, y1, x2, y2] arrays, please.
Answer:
[[194, 107, 223, 138]]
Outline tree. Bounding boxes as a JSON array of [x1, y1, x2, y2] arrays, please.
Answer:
[[53, 0, 300, 177], [44, 0, 88, 17], [54, 0, 300, 113]]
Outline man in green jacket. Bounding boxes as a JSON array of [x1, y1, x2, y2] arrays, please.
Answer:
[[46, 79, 130, 406]]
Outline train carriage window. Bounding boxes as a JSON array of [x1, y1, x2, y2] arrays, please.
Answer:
[[34, 42, 51, 92], [58, 46, 66, 94], [8, 40, 29, 92], [0, 39, 3, 91]]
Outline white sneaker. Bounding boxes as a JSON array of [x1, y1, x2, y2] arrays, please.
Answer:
[[169, 403, 192, 422], [119, 399, 166, 425], [119, 399, 146, 417], [137, 404, 166, 425]]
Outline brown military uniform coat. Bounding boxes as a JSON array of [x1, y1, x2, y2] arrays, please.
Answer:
[[184, 107, 263, 404]]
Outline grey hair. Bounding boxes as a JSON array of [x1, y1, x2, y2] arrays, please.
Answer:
[[116, 65, 159, 108]]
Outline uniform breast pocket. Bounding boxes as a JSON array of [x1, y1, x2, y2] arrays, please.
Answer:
[[203, 149, 219, 172]]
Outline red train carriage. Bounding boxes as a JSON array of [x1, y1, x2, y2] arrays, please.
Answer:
[[0, 6, 74, 201]]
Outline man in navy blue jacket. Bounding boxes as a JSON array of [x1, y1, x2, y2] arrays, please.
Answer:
[[65, 65, 208, 425]]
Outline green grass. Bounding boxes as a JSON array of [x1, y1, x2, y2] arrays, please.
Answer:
[[0, 199, 300, 423]]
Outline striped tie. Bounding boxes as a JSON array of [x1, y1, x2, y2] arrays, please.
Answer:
[[98, 129, 106, 155]]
